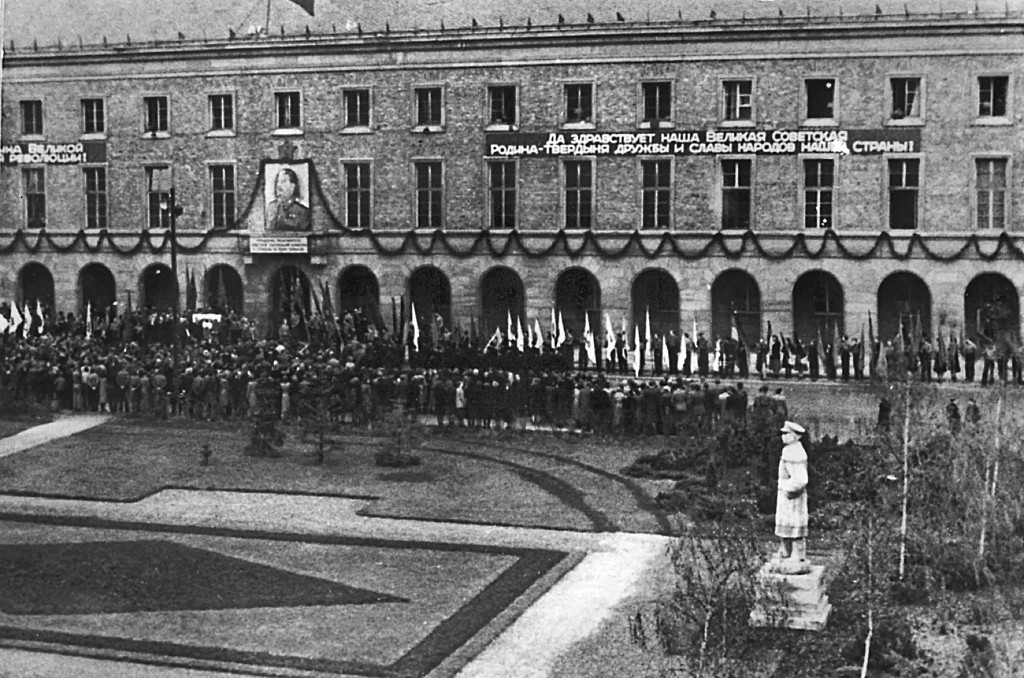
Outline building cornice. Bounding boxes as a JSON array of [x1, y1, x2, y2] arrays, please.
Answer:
[[3, 13, 1022, 73]]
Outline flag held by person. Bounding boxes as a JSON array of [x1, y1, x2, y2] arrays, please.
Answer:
[[410, 301, 421, 351], [584, 312, 597, 366], [633, 324, 641, 377], [516, 316, 525, 352]]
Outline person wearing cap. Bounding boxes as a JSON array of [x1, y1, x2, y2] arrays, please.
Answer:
[[774, 420, 810, 573]]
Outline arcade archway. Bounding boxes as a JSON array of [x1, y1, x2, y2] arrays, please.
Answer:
[[19, 262, 55, 311], [877, 272, 931, 344], [711, 269, 761, 344], [480, 266, 526, 337], [141, 264, 178, 312], [631, 268, 679, 338], [408, 266, 452, 337], [337, 265, 381, 322], [793, 271, 844, 342], [965, 273, 1019, 347], [205, 265, 244, 314], [555, 268, 601, 338], [78, 263, 116, 317], [270, 265, 313, 335]]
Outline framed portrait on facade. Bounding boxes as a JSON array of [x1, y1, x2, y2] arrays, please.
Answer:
[[264, 160, 312, 231]]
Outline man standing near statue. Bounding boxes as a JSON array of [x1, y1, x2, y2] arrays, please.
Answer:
[[773, 420, 810, 574]]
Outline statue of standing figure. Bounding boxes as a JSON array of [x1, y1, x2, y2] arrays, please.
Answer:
[[772, 420, 811, 574]]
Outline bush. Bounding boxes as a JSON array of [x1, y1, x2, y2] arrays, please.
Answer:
[[375, 405, 422, 468]]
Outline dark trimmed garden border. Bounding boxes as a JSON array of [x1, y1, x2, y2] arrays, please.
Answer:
[[0, 513, 570, 677]]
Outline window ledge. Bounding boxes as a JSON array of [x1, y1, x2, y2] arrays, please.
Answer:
[[411, 125, 445, 134], [638, 120, 675, 130], [561, 121, 596, 130], [972, 117, 1012, 127], [19, 134, 45, 142], [801, 118, 838, 128], [884, 117, 924, 127], [79, 132, 107, 141], [271, 128, 304, 137], [718, 119, 755, 128], [340, 126, 373, 135], [205, 129, 236, 138], [485, 123, 519, 132], [142, 131, 171, 139]]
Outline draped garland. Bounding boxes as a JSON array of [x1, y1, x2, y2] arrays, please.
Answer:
[[2, 158, 1021, 263]]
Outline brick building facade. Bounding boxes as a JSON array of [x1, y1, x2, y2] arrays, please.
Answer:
[[1, 0, 1021, 346]]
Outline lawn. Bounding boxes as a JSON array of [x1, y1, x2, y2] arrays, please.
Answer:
[[0, 418, 673, 534]]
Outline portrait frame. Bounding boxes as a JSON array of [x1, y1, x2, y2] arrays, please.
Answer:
[[264, 159, 312, 232]]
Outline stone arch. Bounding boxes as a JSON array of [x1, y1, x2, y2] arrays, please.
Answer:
[[78, 263, 116, 316], [630, 268, 679, 338], [205, 264, 244, 314], [141, 263, 178, 312], [877, 272, 931, 344], [408, 266, 452, 334], [555, 267, 601, 338], [792, 270, 844, 341], [711, 269, 761, 344], [337, 265, 381, 320], [480, 266, 526, 337], [18, 262, 55, 311], [269, 265, 313, 335], [965, 273, 1020, 348]]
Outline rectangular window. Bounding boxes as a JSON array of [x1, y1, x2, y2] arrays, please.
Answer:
[[21, 100, 43, 135], [804, 159, 834, 229], [82, 99, 105, 134], [723, 80, 753, 121], [143, 96, 169, 133], [415, 161, 443, 229], [976, 159, 1007, 230], [805, 79, 835, 120], [890, 78, 921, 119], [641, 159, 671, 230], [210, 165, 235, 229], [721, 159, 751, 230], [415, 87, 443, 126], [146, 166, 172, 230], [489, 161, 516, 230], [888, 159, 920, 230], [641, 82, 672, 124], [489, 86, 517, 126], [84, 167, 107, 230], [209, 94, 234, 132], [344, 162, 372, 230], [979, 76, 1009, 118], [344, 89, 370, 128], [564, 160, 593, 230], [23, 168, 45, 228], [565, 84, 593, 124], [275, 91, 301, 129]]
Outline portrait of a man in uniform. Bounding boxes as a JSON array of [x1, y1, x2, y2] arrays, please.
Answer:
[[265, 163, 311, 231]]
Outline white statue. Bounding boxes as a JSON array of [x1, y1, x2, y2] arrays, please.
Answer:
[[772, 420, 810, 574]]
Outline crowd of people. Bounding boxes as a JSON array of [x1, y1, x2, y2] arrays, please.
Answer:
[[0, 302, 1015, 436]]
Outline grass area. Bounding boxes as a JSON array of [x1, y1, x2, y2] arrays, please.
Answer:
[[0, 519, 571, 676], [0, 418, 672, 533]]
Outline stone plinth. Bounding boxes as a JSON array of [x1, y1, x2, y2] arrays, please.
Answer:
[[749, 562, 831, 631]]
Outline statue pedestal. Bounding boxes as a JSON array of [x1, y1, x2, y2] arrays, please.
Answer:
[[749, 561, 831, 631]]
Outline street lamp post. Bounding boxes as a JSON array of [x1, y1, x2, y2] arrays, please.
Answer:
[[160, 188, 184, 404]]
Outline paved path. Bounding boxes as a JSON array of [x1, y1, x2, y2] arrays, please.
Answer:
[[0, 416, 674, 678], [0, 413, 109, 459]]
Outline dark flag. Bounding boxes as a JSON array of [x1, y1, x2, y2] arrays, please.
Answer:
[[186, 268, 198, 311], [391, 297, 398, 336], [287, 0, 315, 16], [321, 281, 335, 318], [217, 267, 229, 312]]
